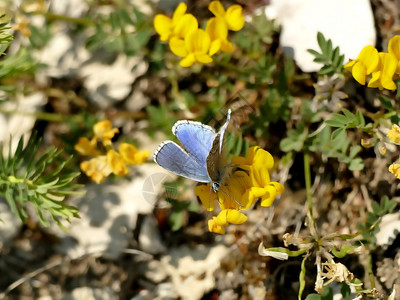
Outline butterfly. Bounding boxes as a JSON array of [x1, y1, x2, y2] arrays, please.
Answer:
[[153, 109, 232, 193]]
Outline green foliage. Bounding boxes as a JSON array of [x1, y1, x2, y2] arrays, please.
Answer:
[[307, 32, 345, 76], [310, 126, 364, 171], [359, 196, 397, 244], [0, 133, 82, 229], [86, 7, 152, 56], [0, 15, 13, 55], [305, 287, 333, 300]]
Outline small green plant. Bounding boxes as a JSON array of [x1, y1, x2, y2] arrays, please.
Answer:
[[0, 133, 82, 229], [308, 32, 345, 76]]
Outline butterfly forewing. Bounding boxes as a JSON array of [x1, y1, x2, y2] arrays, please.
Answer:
[[154, 141, 211, 183], [172, 121, 216, 166]]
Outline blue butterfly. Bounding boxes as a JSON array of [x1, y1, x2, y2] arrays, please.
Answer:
[[154, 109, 232, 193]]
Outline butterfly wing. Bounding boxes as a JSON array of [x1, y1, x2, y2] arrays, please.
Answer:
[[172, 121, 216, 166], [206, 109, 232, 185], [154, 141, 211, 183]]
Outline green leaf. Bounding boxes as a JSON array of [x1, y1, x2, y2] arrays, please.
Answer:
[[340, 283, 351, 300], [298, 256, 307, 300], [305, 294, 321, 300]]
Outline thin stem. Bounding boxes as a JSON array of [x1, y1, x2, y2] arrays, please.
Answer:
[[304, 151, 317, 236], [0, 108, 73, 122], [32, 12, 93, 26]]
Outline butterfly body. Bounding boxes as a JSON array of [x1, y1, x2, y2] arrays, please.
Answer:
[[154, 110, 232, 192]]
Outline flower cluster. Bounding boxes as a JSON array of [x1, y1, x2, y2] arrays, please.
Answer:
[[344, 36, 400, 90], [153, 1, 244, 67], [386, 124, 400, 179], [195, 146, 284, 234], [74, 120, 150, 183]]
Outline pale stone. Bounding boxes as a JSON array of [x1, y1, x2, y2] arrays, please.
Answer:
[[265, 0, 376, 72]]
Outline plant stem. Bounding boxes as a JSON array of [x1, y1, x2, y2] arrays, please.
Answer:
[[33, 12, 93, 26], [304, 151, 317, 236], [0, 108, 74, 122]]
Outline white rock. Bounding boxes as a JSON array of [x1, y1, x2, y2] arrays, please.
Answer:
[[139, 215, 166, 255], [79, 54, 148, 107], [0, 92, 46, 154], [0, 199, 22, 247], [161, 244, 229, 300], [376, 212, 400, 248], [265, 0, 376, 72], [48, 0, 89, 18], [51, 163, 161, 260], [59, 287, 116, 300]]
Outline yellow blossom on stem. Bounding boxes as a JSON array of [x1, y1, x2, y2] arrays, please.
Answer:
[[389, 163, 400, 179], [93, 120, 119, 146], [170, 28, 217, 67], [388, 35, 400, 74], [387, 124, 400, 144], [208, 217, 226, 234], [206, 17, 233, 53], [344, 45, 379, 85], [195, 146, 284, 234], [107, 149, 129, 176], [80, 155, 111, 184], [74, 137, 100, 157], [208, 1, 245, 31], [153, 2, 198, 41], [232, 146, 284, 207], [119, 143, 150, 165], [368, 52, 397, 90]]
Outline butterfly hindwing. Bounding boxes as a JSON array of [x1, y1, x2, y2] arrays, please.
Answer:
[[154, 141, 211, 183]]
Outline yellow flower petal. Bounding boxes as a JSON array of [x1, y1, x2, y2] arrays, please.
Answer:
[[208, 217, 226, 234], [358, 45, 379, 74], [389, 35, 400, 74], [209, 1, 226, 18], [80, 155, 110, 184], [368, 52, 397, 90], [216, 209, 247, 226], [352, 62, 368, 85], [74, 137, 100, 156], [194, 184, 216, 211], [169, 37, 187, 57], [225, 5, 245, 31], [93, 120, 119, 146], [185, 28, 211, 54], [172, 2, 188, 23], [180, 53, 196, 67], [174, 14, 198, 39], [119, 143, 150, 165], [107, 149, 129, 176], [389, 163, 400, 179], [153, 14, 173, 41], [387, 124, 400, 144]]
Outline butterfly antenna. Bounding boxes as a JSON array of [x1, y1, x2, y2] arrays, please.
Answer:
[[218, 185, 244, 208]]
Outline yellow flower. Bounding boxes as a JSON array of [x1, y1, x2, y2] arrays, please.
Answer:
[[233, 146, 284, 207], [388, 35, 400, 74], [207, 210, 247, 234], [389, 163, 400, 179], [153, 2, 198, 41], [208, 217, 226, 234], [368, 52, 397, 90], [195, 146, 284, 234], [93, 120, 119, 146], [80, 155, 111, 184], [206, 17, 234, 53], [74, 137, 100, 157], [119, 143, 150, 165], [107, 149, 129, 176], [170, 28, 218, 67], [387, 124, 400, 144], [344, 45, 379, 85], [208, 1, 245, 31]]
